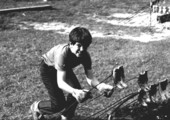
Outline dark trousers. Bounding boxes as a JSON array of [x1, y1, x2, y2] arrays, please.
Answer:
[[38, 60, 81, 118]]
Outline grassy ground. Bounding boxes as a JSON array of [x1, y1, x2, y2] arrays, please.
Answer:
[[1, 0, 170, 120]]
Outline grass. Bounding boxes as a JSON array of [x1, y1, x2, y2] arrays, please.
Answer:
[[1, 0, 170, 120]]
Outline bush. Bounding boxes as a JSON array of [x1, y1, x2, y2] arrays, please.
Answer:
[[0, 13, 17, 31], [0, 15, 10, 30]]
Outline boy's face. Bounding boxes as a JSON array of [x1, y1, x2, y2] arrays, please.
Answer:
[[70, 42, 86, 57]]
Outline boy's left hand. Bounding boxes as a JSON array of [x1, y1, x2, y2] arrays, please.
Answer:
[[97, 83, 114, 97]]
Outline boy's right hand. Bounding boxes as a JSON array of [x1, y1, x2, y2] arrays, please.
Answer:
[[72, 89, 92, 103]]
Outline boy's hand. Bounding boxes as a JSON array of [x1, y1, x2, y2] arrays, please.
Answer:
[[72, 89, 92, 103], [97, 83, 114, 97], [103, 88, 114, 97]]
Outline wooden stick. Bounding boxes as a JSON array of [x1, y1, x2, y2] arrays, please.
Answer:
[[0, 4, 52, 13]]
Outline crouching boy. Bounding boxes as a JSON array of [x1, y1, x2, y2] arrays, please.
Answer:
[[30, 27, 113, 120]]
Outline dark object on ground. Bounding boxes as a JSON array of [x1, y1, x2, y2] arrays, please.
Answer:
[[157, 14, 170, 23]]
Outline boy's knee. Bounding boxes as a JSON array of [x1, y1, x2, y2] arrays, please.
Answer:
[[51, 103, 65, 112]]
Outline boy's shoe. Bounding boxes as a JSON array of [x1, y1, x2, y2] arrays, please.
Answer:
[[30, 101, 43, 120]]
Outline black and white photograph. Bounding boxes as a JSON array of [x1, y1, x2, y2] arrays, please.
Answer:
[[1, 0, 170, 120]]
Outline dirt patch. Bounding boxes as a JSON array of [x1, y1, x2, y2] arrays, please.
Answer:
[[19, 12, 170, 42]]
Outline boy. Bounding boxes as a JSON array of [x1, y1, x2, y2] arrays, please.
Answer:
[[30, 27, 114, 120]]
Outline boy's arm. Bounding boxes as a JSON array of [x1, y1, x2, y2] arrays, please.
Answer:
[[57, 70, 75, 94], [85, 69, 100, 88], [57, 70, 89, 102], [85, 69, 113, 91]]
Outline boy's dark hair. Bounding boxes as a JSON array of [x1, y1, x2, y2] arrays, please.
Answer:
[[69, 27, 92, 49]]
